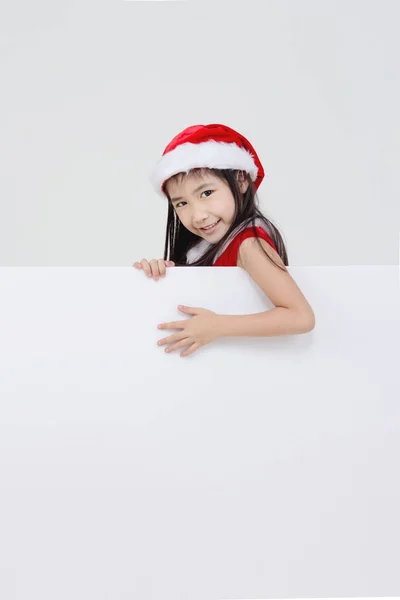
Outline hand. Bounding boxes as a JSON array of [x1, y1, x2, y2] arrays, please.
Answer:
[[157, 305, 221, 357], [133, 258, 175, 280]]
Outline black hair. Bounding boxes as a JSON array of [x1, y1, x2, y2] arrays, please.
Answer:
[[163, 167, 289, 271]]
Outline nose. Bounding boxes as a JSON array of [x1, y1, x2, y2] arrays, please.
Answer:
[[192, 207, 209, 227]]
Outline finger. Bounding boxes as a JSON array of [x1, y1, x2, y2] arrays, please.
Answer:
[[158, 259, 167, 278], [164, 338, 192, 353], [178, 305, 200, 314], [141, 259, 151, 277], [157, 333, 185, 346], [181, 343, 201, 357], [167, 261, 175, 266], [132, 262, 143, 269], [158, 321, 185, 330], [149, 259, 161, 280]]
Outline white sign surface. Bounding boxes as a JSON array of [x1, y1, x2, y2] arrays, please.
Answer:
[[0, 266, 398, 599]]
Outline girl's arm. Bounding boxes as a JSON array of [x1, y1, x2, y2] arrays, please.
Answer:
[[216, 238, 315, 337]]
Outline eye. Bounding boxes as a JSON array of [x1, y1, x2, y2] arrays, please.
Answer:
[[173, 190, 213, 209]]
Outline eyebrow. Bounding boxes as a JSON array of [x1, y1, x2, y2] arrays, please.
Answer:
[[170, 182, 214, 203]]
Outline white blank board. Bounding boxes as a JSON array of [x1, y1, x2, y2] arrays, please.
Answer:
[[0, 266, 399, 600]]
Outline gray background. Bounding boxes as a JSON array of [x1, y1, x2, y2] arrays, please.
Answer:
[[1, 0, 399, 266]]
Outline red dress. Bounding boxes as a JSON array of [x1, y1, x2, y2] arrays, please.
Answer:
[[214, 226, 277, 267]]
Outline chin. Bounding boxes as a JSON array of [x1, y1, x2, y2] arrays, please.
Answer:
[[196, 220, 229, 242]]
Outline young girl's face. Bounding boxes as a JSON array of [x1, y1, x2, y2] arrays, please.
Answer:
[[166, 172, 247, 244]]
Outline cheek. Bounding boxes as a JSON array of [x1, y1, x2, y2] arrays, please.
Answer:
[[174, 209, 185, 223], [223, 202, 236, 222], [177, 213, 194, 232]]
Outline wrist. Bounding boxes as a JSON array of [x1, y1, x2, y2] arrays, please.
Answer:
[[214, 314, 230, 338]]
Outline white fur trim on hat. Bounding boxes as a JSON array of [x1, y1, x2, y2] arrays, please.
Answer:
[[150, 140, 258, 196]]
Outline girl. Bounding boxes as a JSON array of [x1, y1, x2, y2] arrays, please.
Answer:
[[133, 123, 315, 357]]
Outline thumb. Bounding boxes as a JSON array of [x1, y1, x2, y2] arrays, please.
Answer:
[[178, 305, 199, 315]]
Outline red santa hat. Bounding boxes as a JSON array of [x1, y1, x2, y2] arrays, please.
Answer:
[[150, 123, 265, 197]]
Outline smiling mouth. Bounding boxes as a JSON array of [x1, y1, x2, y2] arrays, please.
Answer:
[[200, 219, 221, 232]]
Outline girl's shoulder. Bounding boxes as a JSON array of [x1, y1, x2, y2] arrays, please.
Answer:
[[214, 225, 277, 267]]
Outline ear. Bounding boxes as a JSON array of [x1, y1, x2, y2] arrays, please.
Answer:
[[240, 179, 249, 194], [237, 170, 250, 194]]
